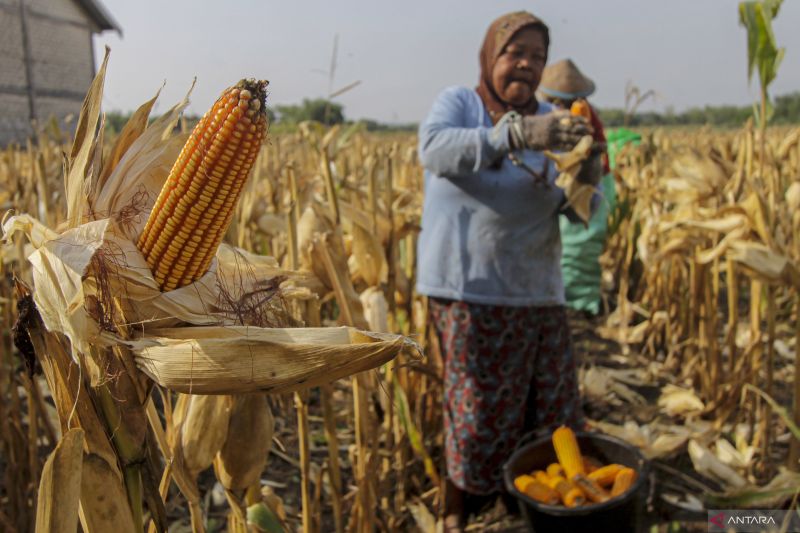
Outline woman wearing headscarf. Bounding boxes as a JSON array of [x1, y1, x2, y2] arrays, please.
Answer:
[[416, 11, 602, 530]]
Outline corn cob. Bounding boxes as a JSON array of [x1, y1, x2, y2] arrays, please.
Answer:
[[514, 475, 559, 505], [137, 79, 269, 291], [573, 473, 610, 504], [514, 474, 535, 493], [546, 463, 564, 479], [587, 464, 623, 487], [545, 475, 585, 507], [610, 467, 637, 497], [552, 426, 585, 480], [570, 98, 592, 121], [533, 470, 551, 486]]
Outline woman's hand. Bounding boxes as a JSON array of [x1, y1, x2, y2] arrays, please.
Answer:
[[510, 111, 591, 151]]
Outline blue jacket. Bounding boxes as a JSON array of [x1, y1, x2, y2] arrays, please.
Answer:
[[416, 86, 589, 307]]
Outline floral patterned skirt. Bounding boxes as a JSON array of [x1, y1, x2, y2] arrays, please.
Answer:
[[430, 297, 584, 495]]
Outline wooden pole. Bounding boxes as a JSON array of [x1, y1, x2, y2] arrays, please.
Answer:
[[17, 0, 38, 126], [287, 163, 314, 533]]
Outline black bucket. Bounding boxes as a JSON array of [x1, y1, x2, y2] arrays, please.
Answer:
[[503, 431, 650, 533]]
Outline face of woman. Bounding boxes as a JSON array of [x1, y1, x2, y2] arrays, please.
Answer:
[[491, 28, 547, 107]]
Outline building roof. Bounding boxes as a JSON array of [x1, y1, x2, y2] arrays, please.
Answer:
[[75, 0, 122, 35]]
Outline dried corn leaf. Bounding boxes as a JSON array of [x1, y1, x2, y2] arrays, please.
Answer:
[[708, 468, 800, 508], [79, 453, 138, 533], [4, 215, 118, 358], [256, 213, 287, 236], [311, 230, 369, 329], [670, 150, 727, 195], [650, 431, 690, 457], [395, 381, 440, 487], [665, 213, 748, 234], [94, 87, 162, 198], [658, 384, 705, 417], [297, 204, 334, 280], [359, 287, 389, 333], [590, 419, 650, 449], [688, 439, 747, 489], [581, 366, 646, 406], [696, 227, 748, 265], [777, 129, 800, 159], [786, 182, 800, 211], [728, 241, 800, 288], [714, 438, 753, 470], [351, 222, 387, 287], [590, 419, 694, 459], [597, 318, 650, 345], [339, 200, 392, 247], [36, 428, 84, 533], [65, 48, 108, 228], [407, 499, 437, 533], [652, 232, 696, 261], [92, 95, 191, 240], [739, 193, 773, 248]]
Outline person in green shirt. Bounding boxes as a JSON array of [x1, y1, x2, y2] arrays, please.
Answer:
[[538, 60, 640, 315]]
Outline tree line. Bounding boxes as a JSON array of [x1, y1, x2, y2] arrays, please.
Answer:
[[104, 92, 800, 135], [596, 91, 800, 128]]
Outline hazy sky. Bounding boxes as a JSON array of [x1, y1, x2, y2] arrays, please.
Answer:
[[93, 0, 800, 124]]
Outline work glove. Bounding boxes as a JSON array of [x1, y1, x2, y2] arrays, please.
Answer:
[[575, 152, 604, 187], [501, 110, 591, 152]]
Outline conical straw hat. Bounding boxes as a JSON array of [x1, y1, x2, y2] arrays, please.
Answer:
[[538, 59, 596, 100]]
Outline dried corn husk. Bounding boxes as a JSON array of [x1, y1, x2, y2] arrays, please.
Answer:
[[35, 428, 84, 533], [214, 395, 274, 491], [728, 241, 800, 288], [131, 326, 412, 395], [350, 222, 388, 287], [688, 439, 747, 489], [545, 135, 595, 224], [176, 394, 233, 476], [297, 204, 335, 283], [658, 384, 705, 417], [359, 287, 389, 333], [2, 207, 405, 389], [3, 214, 314, 345]]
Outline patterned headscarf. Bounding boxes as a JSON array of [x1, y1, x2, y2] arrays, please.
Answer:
[[476, 11, 550, 125]]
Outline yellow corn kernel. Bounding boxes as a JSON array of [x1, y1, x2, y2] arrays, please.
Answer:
[[533, 470, 550, 486], [570, 98, 592, 121], [545, 475, 586, 508], [587, 464, 624, 487], [514, 475, 559, 505], [546, 463, 564, 479], [552, 426, 585, 480], [137, 79, 269, 292]]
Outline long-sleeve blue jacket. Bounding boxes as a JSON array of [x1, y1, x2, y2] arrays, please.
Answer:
[[416, 85, 592, 306]]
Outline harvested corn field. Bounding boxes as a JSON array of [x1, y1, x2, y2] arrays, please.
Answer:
[[2, 72, 800, 530], [2, 2, 800, 532]]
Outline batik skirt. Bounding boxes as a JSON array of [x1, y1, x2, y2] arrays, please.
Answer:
[[430, 297, 584, 495]]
